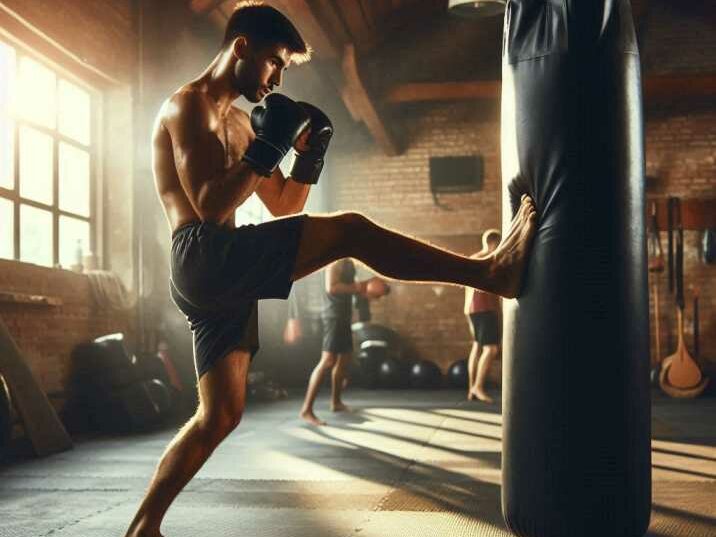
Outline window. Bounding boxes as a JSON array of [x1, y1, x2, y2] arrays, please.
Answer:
[[0, 39, 96, 268], [233, 157, 294, 226], [234, 193, 268, 226]]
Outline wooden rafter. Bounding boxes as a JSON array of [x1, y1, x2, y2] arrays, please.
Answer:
[[342, 44, 400, 156], [189, 0, 224, 14], [383, 74, 716, 104]]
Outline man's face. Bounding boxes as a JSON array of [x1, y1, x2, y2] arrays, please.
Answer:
[[234, 41, 292, 103]]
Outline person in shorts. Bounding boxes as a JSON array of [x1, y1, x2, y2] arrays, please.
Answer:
[[464, 229, 502, 404], [124, 3, 536, 536]]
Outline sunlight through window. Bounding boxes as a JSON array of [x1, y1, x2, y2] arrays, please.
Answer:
[[20, 204, 53, 266], [1, 39, 96, 268], [19, 126, 53, 205], [0, 198, 13, 260], [58, 79, 90, 146], [59, 142, 90, 217], [17, 56, 56, 129]]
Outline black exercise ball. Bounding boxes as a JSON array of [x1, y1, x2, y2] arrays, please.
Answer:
[[377, 358, 403, 389], [357, 346, 385, 389], [409, 360, 442, 390], [448, 359, 469, 388], [143, 378, 172, 419]]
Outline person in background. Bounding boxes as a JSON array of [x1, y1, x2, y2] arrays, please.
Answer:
[[464, 229, 502, 403], [299, 258, 386, 425]]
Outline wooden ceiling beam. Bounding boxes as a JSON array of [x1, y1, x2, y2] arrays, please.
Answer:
[[383, 74, 716, 104], [342, 44, 400, 156], [644, 74, 716, 100], [384, 80, 500, 103], [188, 0, 224, 14]]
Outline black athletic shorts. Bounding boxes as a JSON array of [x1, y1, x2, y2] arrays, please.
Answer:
[[321, 316, 353, 354], [169, 215, 306, 378], [468, 311, 500, 346]]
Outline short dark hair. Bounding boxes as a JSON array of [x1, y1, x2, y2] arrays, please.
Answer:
[[223, 2, 311, 64]]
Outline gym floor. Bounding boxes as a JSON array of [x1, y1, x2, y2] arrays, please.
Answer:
[[1, 390, 714, 537]]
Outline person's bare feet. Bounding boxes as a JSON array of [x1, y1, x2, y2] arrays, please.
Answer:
[[299, 409, 327, 426], [481, 195, 537, 298], [331, 402, 349, 412], [471, 389, 494, 404]]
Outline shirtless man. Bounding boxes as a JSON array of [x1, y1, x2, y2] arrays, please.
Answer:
[[125, 3, 536, 536]]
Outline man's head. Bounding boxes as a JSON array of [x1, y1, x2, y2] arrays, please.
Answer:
[[224, 2, 311, 102], [482, 229, 501, 253]]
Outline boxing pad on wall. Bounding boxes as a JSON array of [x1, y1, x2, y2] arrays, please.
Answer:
[[500, 2, 651, 536]]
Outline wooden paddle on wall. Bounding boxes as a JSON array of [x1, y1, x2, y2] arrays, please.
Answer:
[[660, 199, 708, 396]]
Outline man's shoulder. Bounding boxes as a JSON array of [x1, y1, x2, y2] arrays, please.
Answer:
[[158, 87, 214, 132], [166, 87, 212, 113]]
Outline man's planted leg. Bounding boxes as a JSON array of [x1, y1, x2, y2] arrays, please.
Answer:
[[124, 352, 250, 537]]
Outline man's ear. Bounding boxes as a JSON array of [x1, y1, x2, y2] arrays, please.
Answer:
[[231, 36, 249, 59]]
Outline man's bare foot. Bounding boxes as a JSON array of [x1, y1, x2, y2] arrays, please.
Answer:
[[331, 402, 349, 412], [481, 195, 537, 298], [472, 389, 494, 404], [125, 524, 163, 537], [467, 391, 477, 401], [299, 409, 327, 426]]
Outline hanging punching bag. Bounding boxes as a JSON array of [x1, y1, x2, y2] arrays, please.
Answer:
[[500, 2, 651, 537]]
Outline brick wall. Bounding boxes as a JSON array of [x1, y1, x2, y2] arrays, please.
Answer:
[[326, 1, 716, 374], [645, 106, 716, 367], [642, 0, 716, 368], [0, 260, 132, 414], [330, 101, 502, 373]]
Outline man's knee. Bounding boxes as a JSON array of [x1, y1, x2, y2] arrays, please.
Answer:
[[331, 211, 370, 241], [320, 353, 338, 369], [198, 403, 244, 443]]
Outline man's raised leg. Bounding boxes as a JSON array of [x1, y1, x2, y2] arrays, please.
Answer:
[[292, 196, 537, 298], [124, 351, 251, 537]]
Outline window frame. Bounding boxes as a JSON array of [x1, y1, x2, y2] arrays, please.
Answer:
[[0, 36, 101, 269]]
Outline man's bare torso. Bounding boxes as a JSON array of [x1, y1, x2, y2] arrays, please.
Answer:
[[152, 84, 257, 233]]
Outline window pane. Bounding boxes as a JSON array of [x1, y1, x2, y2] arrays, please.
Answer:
[[59, 215, 90, 269], [17, 56, 56, 128], [0, 197, 13, 260], [0, 41, 16, 114], [234, 194, 263, 226], [0, 117, 13, 190], [20, 204, 52, 266], [19, 126, 53, 205], [59, 142, 90, 216], [58, 80, 90, 145]]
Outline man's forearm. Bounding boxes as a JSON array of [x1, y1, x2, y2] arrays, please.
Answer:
[[278, 178, 310, 215], [328, 282, 362, 295]]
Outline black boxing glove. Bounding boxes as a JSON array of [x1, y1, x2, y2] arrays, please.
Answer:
[[289, 102, 334, 184], [243, 93, 310, 177]]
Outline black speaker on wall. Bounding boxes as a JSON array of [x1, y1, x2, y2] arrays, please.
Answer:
[[430, 155, 484, 192], [429, 156, 484, 208]]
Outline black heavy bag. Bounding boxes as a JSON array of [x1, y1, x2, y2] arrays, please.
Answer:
[[500, 2, 651, 537]]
